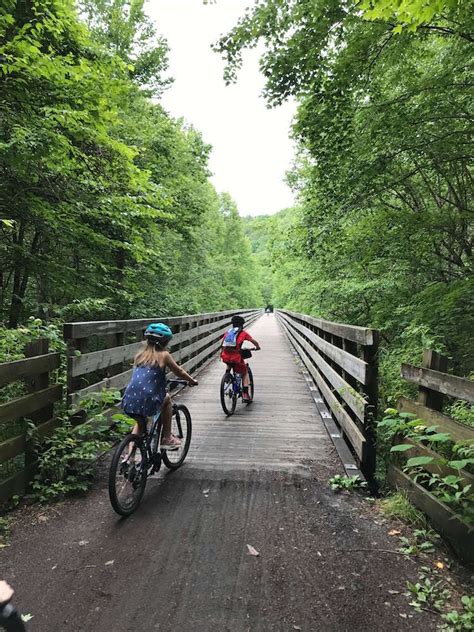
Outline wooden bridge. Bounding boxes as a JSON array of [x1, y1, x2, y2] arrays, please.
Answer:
[[1, 309, 473, 630], [0, 307, 379, 501]]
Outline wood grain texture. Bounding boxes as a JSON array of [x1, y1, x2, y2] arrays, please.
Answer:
[[401, 364, 474, 403], [0, 352, 61, 388], [63, 309, 261, 339], [279, 321, 366, 420], [278, 309, 375, 345], [281, 323, 366, 461], [397, 397, 473, 443], [174, 314, 339, 475], [278, 311, 368, 384], [0, 385, 62, 423], [387, 464, 473, 563]]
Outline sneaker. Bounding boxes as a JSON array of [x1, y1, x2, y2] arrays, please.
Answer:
[[161, 435, 181, 451], [242, 391, 251, 402]]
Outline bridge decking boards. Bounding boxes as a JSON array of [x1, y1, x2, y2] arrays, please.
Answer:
[[177, 314, 336, 475], [1, 314, 438, 631]]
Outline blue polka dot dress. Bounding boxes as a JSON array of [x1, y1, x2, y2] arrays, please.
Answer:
[[121, 365, 167, 417]]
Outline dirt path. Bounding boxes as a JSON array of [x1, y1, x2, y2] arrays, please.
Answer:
[[1, 316, 439, 631]]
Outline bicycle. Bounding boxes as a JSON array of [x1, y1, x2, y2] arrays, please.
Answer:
[[220, 356, 255, 416], [108, 379, 192, 516]]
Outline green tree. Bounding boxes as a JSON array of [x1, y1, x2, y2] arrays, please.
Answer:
[[215, 0, 473, 399]]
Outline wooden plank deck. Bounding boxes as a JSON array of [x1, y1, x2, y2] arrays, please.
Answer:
[[176, 314, 338, 475]]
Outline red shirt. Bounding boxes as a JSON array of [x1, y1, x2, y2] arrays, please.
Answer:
[[221, 329, 252, 363]]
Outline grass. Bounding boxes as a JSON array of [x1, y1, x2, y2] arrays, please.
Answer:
[[0, 516, 11, 545], [379, 491, 428, 528]]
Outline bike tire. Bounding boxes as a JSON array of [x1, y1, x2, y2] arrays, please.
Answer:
[[109, 434, 147, 516], [247, 365, 254, 402], [220, 372, 237, 416], [161, 404, 192, 470]]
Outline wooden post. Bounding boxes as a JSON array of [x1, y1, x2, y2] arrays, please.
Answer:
[[418, 350, 448, 411], [64, 325, 88, 418], [361, 330, 379, 479], [23, 338, 49, 485], [106, 332, 124, 378]]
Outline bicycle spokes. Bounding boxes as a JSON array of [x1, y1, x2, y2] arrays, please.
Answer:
[[109, 435, 147, 515]]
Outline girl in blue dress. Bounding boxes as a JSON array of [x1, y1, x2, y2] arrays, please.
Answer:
[[122, 323, 198, 449]]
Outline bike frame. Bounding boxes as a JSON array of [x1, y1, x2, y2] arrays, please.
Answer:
[[135, 380, 186, 470]]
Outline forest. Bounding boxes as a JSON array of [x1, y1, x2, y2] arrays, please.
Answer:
[[1, 0, 473, 415], [0, 0, 263, 335]]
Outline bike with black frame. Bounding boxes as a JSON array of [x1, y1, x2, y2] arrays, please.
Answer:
[[220, 348, 257, 416], [108, 379, 192, 516]]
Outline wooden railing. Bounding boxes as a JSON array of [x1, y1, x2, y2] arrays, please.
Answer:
[[64, 309, 262, 408], [0, 339, 62, 502], [0, 308, 262, 504], [388, 350, 474, 562], [277, 309, 379, 479]]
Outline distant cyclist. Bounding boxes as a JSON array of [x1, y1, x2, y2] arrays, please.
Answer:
[[220, 315, 260, 402], [121, 323, 198, 449]]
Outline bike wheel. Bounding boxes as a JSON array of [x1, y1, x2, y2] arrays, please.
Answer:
[[220, 372, 237, 416], [247, 365, 254, 402], [109, 434, 147, 516], [162, 404, 192, 470]]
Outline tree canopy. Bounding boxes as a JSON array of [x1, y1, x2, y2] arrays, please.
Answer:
[[220, 0, 473, 404], [0, 0, 263, 326]]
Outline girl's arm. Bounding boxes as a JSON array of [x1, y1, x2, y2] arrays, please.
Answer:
[[165, 352, 198, 386], [249, 337, 261, 350]]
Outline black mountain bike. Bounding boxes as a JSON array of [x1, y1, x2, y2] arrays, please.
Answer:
[[109, 379, 192, 516], [220, 361, 254, 416]]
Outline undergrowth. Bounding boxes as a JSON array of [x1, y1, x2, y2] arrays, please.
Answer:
[[30, 391, 132, 503], [379, 491, 427, 528]]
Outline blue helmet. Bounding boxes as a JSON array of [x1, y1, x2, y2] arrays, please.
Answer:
[[144, 323, 173, 340]]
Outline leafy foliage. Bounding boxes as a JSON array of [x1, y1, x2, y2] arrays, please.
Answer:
[[31, 391, 131, 502], [407, 572, 451, 612], [378, 410, 474, 524], [0, 0, 263, 327], [227, 0, 473, 424], [379, 491, 428, 527], [441, 596, 474, 631], [328, 474, 367, 492]]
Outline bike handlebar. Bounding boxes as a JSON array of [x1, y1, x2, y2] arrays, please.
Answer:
[[167, 379, 194, 387]]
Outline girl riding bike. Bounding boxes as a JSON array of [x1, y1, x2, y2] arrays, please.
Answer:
[[121, 323, 198, 449], [220, 315, 260, 402]]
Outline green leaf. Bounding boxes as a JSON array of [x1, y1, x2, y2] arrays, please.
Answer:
[[390, 443, 413, 452], [406, 456, 435, 467], [425, 433, 451, 443], [447, 459, 474, 470]]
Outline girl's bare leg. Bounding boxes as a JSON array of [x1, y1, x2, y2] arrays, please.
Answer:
[[127, 419, 145, 457], [160, 395, 173, 441]]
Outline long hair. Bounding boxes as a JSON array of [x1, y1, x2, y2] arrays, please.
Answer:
[[134, 338, 168, 367]]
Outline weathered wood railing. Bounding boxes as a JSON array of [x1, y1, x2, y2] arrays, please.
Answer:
[[64, 309, 262, 408], [0, 308, 261, 504], [0, 339, 62, 502], [388, 350, 474, 562], [277, 309, 379, 479]]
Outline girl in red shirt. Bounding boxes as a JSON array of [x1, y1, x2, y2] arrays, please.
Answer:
[[220, 315, 261, 401]]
